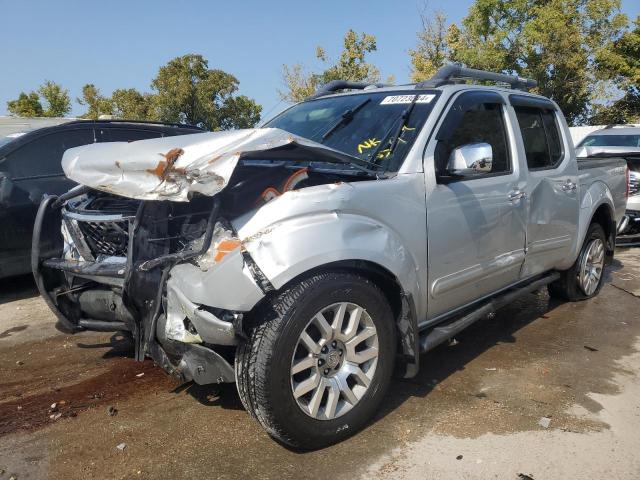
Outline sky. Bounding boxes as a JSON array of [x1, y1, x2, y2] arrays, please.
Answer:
[[1, 0, 639, 119]]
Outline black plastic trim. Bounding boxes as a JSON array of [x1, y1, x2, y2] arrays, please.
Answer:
[[509, 94, 556, 110]]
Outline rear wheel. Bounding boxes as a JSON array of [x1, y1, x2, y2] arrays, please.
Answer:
[[549, 223, 607, 301], [235, 271, 396, 449]]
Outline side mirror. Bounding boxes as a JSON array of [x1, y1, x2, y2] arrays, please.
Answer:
[[447, 142, 493, 176], [0, 173, 12, 206]]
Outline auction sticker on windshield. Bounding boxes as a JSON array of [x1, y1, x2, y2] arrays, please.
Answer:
[[380, 94, 435, 105]]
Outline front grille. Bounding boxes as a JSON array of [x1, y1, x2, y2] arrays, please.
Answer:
[[63, 191, 211, 261], [78, 220, 130, 257]]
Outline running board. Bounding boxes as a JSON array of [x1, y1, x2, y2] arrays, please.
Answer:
[[419, 272, 560, 353], [78, 319, 129, 332]]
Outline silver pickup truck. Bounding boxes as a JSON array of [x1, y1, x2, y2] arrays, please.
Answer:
[[33, 66, 628, 449]]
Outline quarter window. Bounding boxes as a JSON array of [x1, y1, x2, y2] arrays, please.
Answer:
[[514, 107, 564, 170], [98, 128, 163, 142]]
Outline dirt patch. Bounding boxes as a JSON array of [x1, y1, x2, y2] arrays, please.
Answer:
[[0, 358, 174, 436], [0, 330, 177, 437]]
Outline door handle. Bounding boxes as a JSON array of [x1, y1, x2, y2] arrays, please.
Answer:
[[561, 180, 577, 192], [508, 190, 526, 202]]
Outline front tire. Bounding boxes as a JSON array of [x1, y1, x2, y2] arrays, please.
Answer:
[[548, 223, 607, 301], [235, 271, 396, 449]]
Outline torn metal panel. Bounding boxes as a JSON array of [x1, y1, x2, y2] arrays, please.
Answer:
[[163, 278, 238, 346], [61, 128, 371, 202], [168, 246, 266, 312]]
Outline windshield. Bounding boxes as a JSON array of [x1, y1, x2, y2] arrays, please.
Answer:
[[265, 90, 440, 172], [579, 134, 640, 147]]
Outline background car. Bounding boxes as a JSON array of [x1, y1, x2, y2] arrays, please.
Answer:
[[0, 119, 204, 278], [577, 125, 640, 246]]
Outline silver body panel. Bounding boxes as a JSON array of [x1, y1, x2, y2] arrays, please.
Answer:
[[57, 85, 628, 343]]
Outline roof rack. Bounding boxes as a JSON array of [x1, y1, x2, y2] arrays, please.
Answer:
[[416, 64, 537, 90], [62, 119, 204, 130], [306, 80, 386, 100]]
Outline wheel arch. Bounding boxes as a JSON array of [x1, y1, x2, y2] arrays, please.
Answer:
[[248, 259, 421, 378], [574, 180, 618, 264], [583, 202, 616, 264], [591, 203, 615, 248]]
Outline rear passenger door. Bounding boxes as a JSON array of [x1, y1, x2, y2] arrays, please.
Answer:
[[0, 128, 95, 274], [425, 90, 527, 319], [510, 95, 579, 277]]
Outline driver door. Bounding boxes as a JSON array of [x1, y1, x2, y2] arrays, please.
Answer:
[[424, 90, 527, 319]]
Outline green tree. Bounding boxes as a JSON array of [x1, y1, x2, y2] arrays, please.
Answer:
[[410, 11, 453, 82], [151, 54, 262, 130], [7, 80, 70, 117], [280, 30, 382, 102], [77, 84, 113, 119], [591, 16, 640, 123], [410, 0, 628, 124], [7, 92, 43, 117], [110, 88, 155, 120], [38, 80, 71, 117]]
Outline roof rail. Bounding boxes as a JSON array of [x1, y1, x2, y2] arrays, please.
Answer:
[[306, 80, 385, 100], [416, 64, 537, 90], [63, 119, 205, 130]]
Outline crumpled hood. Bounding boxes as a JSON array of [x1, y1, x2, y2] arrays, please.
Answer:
[[61, 127, 362, 202]]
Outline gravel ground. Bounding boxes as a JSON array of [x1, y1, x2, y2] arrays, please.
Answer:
[[1, 249, 639, 480]]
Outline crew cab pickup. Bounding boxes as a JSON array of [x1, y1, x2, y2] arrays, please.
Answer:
[[33, 65, 628, 449]]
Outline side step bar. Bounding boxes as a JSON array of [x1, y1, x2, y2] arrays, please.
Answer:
[[419, 272, 560, 353], [78, 319, 129, 332]]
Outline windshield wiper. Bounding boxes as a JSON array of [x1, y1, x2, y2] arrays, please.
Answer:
[[321, 98, 372, 141], [368, 95, 419, 164]]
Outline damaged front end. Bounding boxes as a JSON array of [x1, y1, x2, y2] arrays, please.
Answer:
[[32, 190, 238, 384], [32, 128, 378, 385]]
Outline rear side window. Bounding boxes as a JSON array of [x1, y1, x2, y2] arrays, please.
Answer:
[[98, 128, 163, 142], [5, 129, 95, 179], [514, 107, 564, 170]]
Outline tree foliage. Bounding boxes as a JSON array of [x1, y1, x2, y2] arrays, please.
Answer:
[[410, 0, 629, 125], [7, 92, 43, 117], [7, 80, 70, 117], [410, 11, 453, 82], [150, 54, 261, 130], [77, 84, 114, 119], [280, 30, 382, 102], [591, 16, 640, 123], [74, 55, 262, 129], [38, 80, 71, 117], [110, 88, 155, 121]]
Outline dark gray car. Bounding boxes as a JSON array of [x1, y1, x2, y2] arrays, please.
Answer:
[[0, 120, 203, 278]]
